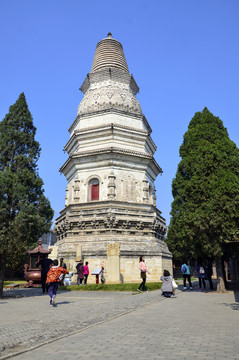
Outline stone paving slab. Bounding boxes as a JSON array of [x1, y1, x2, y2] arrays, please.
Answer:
[[9, 289, 239, 360], [0, 286, 164, 358], [1, 284, 239, 359]]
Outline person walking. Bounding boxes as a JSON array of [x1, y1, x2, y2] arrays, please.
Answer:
[[84, 261, 89, 285], [160, 269, 175, 297], [36, 254, 53, 294], [137, 256, 150, 292], [76, 260, 84, 285], [195, 259, 207, 291], [46, 259, 69, 306], [181, 260, 193, 290]]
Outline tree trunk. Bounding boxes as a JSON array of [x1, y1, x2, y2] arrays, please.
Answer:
[[216, 257, 227, 292], [0, 254, 5, 298]]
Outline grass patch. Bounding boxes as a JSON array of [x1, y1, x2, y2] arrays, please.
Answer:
[[59, 282, 162, 292], [3, 280, 28, 288]]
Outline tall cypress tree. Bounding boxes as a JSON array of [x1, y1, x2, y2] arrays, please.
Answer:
[[167, 108, 239, 291], [0, 93, 54, 296]]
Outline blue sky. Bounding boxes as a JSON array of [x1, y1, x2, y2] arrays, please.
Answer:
[[1, 0, 239, 227]]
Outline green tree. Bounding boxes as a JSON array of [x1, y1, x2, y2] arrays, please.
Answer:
[[0, 93, 54, 297], [167, 108, 239, 291]]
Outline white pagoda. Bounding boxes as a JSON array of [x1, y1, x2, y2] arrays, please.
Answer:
[[54, 33, 172, 283]]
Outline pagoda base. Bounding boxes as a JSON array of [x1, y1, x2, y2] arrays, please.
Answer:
[[53, 201, 172, 283]]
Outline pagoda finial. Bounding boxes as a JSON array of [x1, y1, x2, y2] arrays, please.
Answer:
[[107, 32, 112, 38]]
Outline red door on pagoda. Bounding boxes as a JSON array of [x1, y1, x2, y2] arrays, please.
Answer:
[[89, 179, 99, 201]]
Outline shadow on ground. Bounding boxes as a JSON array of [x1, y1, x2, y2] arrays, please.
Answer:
[[3, 288, 48, 298], [219, 281, 239, 310], [53, 301, 71, 306], [222, 301, 239, 310]]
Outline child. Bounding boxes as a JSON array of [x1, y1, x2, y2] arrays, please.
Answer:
[[46, 259, 69, 306]]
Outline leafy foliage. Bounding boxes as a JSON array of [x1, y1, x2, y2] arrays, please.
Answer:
[[0, 93, 54, 278], [167, 108, 239, 262]]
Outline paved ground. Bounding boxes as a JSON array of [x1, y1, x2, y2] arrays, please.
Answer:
[[1, 283, 239, 359]]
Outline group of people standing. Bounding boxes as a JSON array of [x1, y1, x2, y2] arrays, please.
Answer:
[[75, 260, 89, 285], [195, 259, 214, 291], [137, 256, 214, 296], [180, 259, 214, 291], [75, 261, 106, 285]]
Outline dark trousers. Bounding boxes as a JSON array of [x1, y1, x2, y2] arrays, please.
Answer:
[[41, 273, 47, 293], [48, 282, 59, 299], [183, 274, 192, 288], [199, 278, 206, 289], [162, 291, 173, 297], [84, 274, 88, 285], [77, 276, 83, 285], [139, 278, 146, 291]]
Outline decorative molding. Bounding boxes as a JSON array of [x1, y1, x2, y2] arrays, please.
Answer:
[[143, 177, 149, 203], [65, 123, 149, 153], [60, 146, 160, 174], [107, 170, 116, 200], [74, 147, 153, 159], [55, 216, 166, 237], [77, 74, 142, 116], [73, 122, 148, 135]]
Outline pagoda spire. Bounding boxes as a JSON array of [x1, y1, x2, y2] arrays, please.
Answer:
[[91, 33, 129, 73]]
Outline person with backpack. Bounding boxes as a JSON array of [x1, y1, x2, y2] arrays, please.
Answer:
[[195, 259, 207, 291], [181, 260, 192, 290]]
